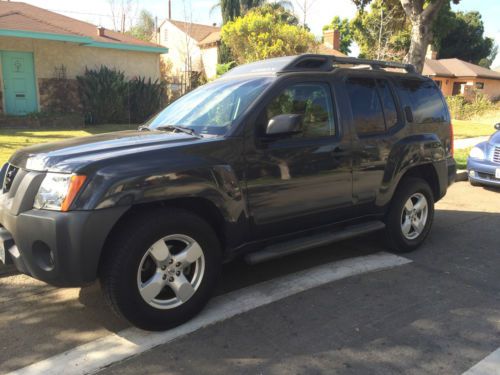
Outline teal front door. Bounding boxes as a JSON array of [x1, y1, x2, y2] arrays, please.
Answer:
[[1, 51, 38, 115]]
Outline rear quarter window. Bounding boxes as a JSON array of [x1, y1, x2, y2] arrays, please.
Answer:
[[397, 79, 447, 124]]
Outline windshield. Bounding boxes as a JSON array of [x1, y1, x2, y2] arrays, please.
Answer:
[[146, 77, 272, 136]]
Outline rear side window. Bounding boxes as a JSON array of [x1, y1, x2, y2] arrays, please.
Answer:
[[376, 79, 398, 129], [345, 77, 385, 135], [397, 79, 447, 124]]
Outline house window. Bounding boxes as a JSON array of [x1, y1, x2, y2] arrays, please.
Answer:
[[475, 82, 484, 89], [163, 29, 168, 42], [434, 80, 442, 89]]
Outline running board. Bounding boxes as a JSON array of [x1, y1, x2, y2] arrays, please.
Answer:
[[245, 221, 386, 265]]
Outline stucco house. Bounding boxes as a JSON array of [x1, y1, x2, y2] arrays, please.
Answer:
[[0, 2, 167, 116], [156, 20, 345, 84], [423, 50, 500, 100], [157, 19, 220, 82]]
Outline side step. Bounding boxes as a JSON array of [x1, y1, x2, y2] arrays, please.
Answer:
[[245, 221, 386, 265]]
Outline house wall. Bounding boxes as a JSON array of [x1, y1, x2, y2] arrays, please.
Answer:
[[200, 46, 218, 80], [158, 21, 203, 80], [433, 76, 500, 100], [0, 36, 161, 114]]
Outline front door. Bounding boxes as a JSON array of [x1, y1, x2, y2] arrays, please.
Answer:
[[1, 51, 38, 115], [244, 80, 353, 239]]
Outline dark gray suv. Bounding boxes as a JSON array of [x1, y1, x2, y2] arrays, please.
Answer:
[[0, 55, 456, 331]]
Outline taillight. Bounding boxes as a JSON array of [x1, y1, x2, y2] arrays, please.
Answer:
[[449, 122, 454, 157]]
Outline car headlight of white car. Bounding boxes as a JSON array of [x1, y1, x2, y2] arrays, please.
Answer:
[[34, 173, 87, 211], [469, 146, 485, 160]]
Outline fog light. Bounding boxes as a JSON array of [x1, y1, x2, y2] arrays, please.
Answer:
[[469, 170, 476, 177], [32, 241, 55, 271]]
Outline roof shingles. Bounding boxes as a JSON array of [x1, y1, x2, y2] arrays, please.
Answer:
[[0, 2, 164, 50], [423, 58, 500, 80]]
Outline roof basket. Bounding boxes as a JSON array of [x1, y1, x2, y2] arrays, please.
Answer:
[[280, 54, 416, 74]]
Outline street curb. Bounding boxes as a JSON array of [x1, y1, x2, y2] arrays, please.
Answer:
[[456, 169, 468, 182]]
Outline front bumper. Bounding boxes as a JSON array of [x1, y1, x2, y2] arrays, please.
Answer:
[[0, 164, 128, 286], [0, 206, 128, 286], [467, 158, 500, 187]]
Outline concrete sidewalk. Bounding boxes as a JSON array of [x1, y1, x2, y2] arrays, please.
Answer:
[[455, 136, 489, 150]]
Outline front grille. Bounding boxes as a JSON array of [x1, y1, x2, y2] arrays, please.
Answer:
[[493, 147, 500, 163], [2, 164, 19, 193], [477, 172, 500, 182]]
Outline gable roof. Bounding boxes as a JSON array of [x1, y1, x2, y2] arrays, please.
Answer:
[[315, 44, 346, 57], [199, 31, 221, 48], [423, 58, 500, 80], [0, 2, 167, 54], [164, 19, 220, 43]]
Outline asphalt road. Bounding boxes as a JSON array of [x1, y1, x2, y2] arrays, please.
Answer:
[[1, 181, 500, 375]]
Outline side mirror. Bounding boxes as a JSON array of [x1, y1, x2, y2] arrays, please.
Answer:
[[266, 114, 303, 136], [495, 123, 500, 131]]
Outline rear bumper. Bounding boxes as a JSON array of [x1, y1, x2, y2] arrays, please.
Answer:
[[0, 206, 128, 287], [467, 158, 500, 187]]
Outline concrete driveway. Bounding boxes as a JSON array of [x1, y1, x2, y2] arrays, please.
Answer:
[[1, 181, 500, 375]]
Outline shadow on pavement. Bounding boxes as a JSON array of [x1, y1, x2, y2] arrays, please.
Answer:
[[0, 208, 499, 374]]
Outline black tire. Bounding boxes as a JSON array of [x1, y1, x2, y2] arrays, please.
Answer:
[[385, 177, 435, 253], [99, 208, 222, 331]]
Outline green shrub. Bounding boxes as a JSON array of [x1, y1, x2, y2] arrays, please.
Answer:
[[127, 77, 165, 124], [77, 66, 166, 125], [216, 61, 237, 77], [446, 93, 496, 120]]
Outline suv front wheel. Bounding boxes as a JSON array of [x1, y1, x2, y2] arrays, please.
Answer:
[[385, 177, 435, 253], [99, 208, 222, 331]]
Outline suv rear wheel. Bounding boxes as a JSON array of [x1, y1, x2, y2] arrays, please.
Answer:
[[99, 208, 221, 331], [385, 177, 435, 253]]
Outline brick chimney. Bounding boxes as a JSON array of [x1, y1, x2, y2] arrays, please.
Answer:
[[426, 45, 437, 60], [97, 26, 105, 37], [323, 29, 341, 51]]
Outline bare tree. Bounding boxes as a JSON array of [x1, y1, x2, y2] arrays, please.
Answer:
[[292, 0, 319, 27], [108, 0, 137, 33]]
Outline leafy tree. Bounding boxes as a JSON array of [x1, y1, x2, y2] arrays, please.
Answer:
[[220, 0, 241, 24], [351, 0, 410, 60], [221, 5, 316, 64], [216, 0, 293, 24], [128, 10, 155, 42], [322, 16, 354, 55], [352, 0, 461, 73], [433, 6, 497, 67]]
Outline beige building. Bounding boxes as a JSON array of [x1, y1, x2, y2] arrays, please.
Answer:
[[157, 19, 220, 82], [423, 51, 500, 100], [0, 2, 167, 116]]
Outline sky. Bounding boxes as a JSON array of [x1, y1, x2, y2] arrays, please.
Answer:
[[17, 0, 500, 68]]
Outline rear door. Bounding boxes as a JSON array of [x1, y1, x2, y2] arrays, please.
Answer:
[[341, 74, 404, 209]]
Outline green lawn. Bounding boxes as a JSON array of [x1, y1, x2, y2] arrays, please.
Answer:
[[0, 124, 137, 165], [454, 146, 472, 170], [453, 119, 497, 139]]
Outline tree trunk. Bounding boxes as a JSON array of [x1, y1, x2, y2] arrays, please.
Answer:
[[400, 0, 447, 73], [405, 17, 433, 73]]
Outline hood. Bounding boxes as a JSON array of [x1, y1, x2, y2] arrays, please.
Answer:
[[489, 130, 500, 145], [9, 130, 203, 172]]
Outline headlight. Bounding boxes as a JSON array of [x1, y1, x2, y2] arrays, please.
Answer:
[[469, 146, 485, 160], [34, 173, 87, 211]]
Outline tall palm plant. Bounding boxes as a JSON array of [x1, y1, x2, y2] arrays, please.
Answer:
[[213, 0, 294, 24]]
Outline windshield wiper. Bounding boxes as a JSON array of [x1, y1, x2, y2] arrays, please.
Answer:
[[155, 125, 199, 137]]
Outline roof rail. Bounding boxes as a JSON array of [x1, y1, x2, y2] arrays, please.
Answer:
[[280, 54, 416, 74]]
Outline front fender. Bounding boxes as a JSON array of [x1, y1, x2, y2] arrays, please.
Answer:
[[74, 164, 246, 225], [376, 133, 446, 207]]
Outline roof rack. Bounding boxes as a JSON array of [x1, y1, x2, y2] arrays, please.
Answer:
[[280, 54, 416, 74], [220, 54, 417, 79]]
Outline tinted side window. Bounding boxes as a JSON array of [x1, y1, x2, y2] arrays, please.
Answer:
[[398, 79, 447, 124], [345, 77, 385, 135], [266, 83, 335, 138], [376, 79, 398, 129]]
